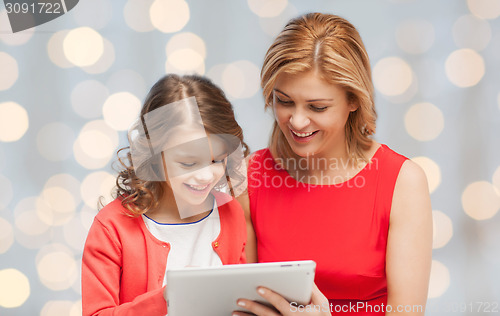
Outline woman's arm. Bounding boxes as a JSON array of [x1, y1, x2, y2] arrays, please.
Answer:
[[385, 160, 433, 315]]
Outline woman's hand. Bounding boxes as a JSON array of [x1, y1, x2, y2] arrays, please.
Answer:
[[233, 283, 331, 316]]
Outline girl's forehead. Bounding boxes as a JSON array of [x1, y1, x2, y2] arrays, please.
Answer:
[[164, 124, 207, 149]]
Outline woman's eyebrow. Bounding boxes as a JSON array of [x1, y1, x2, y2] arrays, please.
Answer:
[[273, 88, 333, 102]]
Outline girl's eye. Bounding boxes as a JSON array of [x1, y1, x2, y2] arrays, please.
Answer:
[[212, 158, 225, 164], [179, 162, 196, 167]]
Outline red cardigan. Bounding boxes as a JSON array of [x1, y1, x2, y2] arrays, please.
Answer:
[[82, 193, 247, 316]]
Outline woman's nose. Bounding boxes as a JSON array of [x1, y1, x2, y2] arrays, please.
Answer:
[[289, 108, 310, 130]]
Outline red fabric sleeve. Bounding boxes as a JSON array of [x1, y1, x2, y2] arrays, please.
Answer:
[[82, 218, 168, 316]]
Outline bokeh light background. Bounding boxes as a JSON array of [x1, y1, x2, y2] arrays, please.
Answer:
[[1, 0, 499, 315]]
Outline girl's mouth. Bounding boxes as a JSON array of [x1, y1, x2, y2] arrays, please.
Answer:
[[184, 183, 212, 195]]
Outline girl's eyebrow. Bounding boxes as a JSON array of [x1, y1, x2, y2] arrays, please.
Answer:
[[273, 88, 333, 102]]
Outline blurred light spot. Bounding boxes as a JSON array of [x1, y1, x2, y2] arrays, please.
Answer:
[[462, 181, 500, 220], [71, 80, 109, 119], [493, 166, 500, 192], [70, 300, 82, 316], [467, 0, 500, 19], [47, 30, 74, 68], [0, 269, 30, 308], [80, 205, 97, 231], [63, 27, 104, 67], [0, 174, 13, 209], [103, 92, 141, 131], [0, 9, 35, 45], [404, 102, 444, 141], [73, 0, 112, 29], [221, 61, 261, 99], [432, 210, 453, 249], [15, 209, 50, 237], [166, 49, 205, 74], [396, 19, 435, 54], [14, 197, 51, 249], [428, 260, 450, 298], [73, 120, 118, 169], [0, 102, 29, 142], [445, 49, 485, 88], [258, 4, 298, 37], [0, 52, 18, 91], [36, 245, 78, 291], [37, 187, 76, 226], [411, 156, 441, 194], [63, 216, 89, 252], [44, 174, 82, 210], [373, 57, 413, 96], [72, 262, 82, 295], [453, 15, 491, 51], [82, 38, 115, 74], [150, 0, 189, 33], [248, 0, 288, 17], [106, 69, 147, 98], [0, 217, 14, 254], [81, 171, 116, 208], [124, 0, 155, 32], [37, 122, 75, 162], [165, 32, 206, 74], [41, 301, 74, 316]]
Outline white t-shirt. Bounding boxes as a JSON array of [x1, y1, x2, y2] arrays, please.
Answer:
[[142, 202, 223, 286]]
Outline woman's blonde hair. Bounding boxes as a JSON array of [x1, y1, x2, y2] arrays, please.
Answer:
[[113, 74, 249, 216], [261, 12, 376, 162]]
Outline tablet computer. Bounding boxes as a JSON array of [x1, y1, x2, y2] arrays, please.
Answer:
[[166, 260, 316, 316]]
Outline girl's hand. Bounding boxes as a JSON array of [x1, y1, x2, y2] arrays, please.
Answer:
[[233, 283, 331, 316]]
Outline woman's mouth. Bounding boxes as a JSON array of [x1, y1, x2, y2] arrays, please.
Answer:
[[290, 129, 319, 143]]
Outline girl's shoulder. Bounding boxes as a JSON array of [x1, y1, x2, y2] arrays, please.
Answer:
[[95, 198, 138, 226]]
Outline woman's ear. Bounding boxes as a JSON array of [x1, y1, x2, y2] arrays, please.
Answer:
[[347, 93, 359, 112]]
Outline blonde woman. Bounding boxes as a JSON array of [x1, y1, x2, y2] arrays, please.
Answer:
[[234, 13, 432, 316]]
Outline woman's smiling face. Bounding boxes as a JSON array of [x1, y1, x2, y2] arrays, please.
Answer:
[[272, 70, 358, 158]]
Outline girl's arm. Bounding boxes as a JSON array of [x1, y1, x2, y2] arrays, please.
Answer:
[[82, 218, 167, 316], [386, 160, 433, 315]]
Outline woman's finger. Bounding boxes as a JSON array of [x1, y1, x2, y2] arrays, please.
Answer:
[[234, 296, 281, 316]]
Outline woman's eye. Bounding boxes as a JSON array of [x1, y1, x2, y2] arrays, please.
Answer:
[[275, 96, 293, 105], [310, 105, 327, 112]]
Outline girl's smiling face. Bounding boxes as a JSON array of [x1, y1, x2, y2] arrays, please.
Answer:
[[272, 70, 358, 158], [162, 125, 227, 217]]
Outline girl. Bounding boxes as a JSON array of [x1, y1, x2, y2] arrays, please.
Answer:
[[82, 74, 249, 315]]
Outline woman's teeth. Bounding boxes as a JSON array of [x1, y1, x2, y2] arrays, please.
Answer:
[[291, 130, 316, 137]]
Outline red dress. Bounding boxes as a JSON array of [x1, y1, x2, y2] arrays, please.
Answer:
[[248, 145, 407, 315]]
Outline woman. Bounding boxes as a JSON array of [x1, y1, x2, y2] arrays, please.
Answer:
[[234, 13, 432, 316]]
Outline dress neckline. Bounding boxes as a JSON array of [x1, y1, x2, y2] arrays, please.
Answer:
[[279, 144, 384, 187]]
